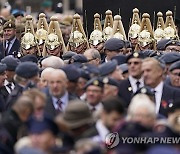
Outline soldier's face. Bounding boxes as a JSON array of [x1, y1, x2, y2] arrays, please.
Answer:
[[0, 72, 7, 87], [130, 37, 138, 48], [86, 85, 103, 106], [169, 69, 180, 87], [70, 42, 88, 54], [128, 58, 142, 78], [103, 84, 119, 101], [142, 61, 163, 88], [47, 46, 62, 57], [38, 44, 44, 53], [3, 28, 16, 40], [22, 47, 36, 55]]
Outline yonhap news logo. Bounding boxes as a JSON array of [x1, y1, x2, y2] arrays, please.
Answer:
[[105, 132, 180, 149]]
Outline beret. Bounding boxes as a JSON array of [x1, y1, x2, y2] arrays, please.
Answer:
[[159, 52, 180, 64], [165, 40, 180, 47], [3, 20, 16, 30], [126, 52, 145, 62], [156, 39, 170, 50], [99, 60, 118, 76], [104, 38, 124, 51], [0, 63, 7, 74], [81, 64, 99, 76], [62, 51, 77, 60], [27, 115, 58, 135], [169, 60, 180, 72], [71, 54, 88, 63], [119, 63, 128, 74], [111, 54, 127, 65], [102, 77, 119, 87], [61, 64, 80, 82], [20, 55, 38, 64], [84, 77, 104, 89], [1, 55, 20, 71], [79, 69, 90, 80], [15, 62, 39, 78]]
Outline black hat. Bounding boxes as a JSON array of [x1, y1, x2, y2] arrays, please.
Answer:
[[27, 115, 58, 135], [111, 54, 127, 65], [102, 77, 119, 87], [15, 62, 39, 79], [126, 52, 144, 62], [61, 64, 81, 82], [156, 39, 170, 50], [104, 38, 124, 51], [84, 77, 104, 89], [169, 60, 180, 72], [0, 63, 7, 74], [62, 51, 77, 60], [99, 60, 118, 76], [159, 52, 180, 64], [71, 54, 88, 63], [142, 50, 157, 58], [165, 40, 180, 47], [1, 55, 20, 71], [133, 86, 155, 97], [119, 63, 128, 74], [20, 55, 38, 64]]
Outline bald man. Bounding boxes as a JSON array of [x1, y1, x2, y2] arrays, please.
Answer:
[[84, 48, 101, 66], [44, 69, 77, 117]]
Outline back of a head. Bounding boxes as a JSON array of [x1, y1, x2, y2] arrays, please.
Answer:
[[84, 48, 101, 59], [41, 56, 64, 69], [41, 67, 55, 78]]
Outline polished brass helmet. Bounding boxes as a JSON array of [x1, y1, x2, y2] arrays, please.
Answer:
[[128, 8, 141, 39], [103, 10, 113, 41], [154, 12, 165, 42], [44, 16, 66, 53], [67, 13, 89, 49], [138, 13, 154, 47], [112, 15, 127, 40], [36, 13, 48, 45], [164, 10, 179, 40], [21, 15, 37, 50], [89, 13, 104, 46]]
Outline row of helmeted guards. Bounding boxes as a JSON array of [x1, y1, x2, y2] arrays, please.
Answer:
[[128, 9, 179, 51]]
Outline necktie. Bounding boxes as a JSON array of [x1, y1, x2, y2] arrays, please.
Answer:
[[7, 83, 12, 91], [56, 99, 63, 111], [5, 41, 11, 55], [91, 106, 96, 112], [136, 81, 140, 90]]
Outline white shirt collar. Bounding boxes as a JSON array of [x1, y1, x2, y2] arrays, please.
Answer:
[[129, 76, 144, 93]]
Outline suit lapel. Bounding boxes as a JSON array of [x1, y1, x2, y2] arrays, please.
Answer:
[[8, 39, 20, 55]]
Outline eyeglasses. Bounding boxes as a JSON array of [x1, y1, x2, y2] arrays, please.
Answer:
[[128, 61, 141, 65]]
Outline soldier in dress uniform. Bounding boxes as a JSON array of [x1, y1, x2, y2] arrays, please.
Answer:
[[136, 13, 155, 51], [103, 10, 113, 41], [164, 10, 179, 40], [67, 14, 89, 54], [44, 16, 66, 57], [128, 8, 141, 50], [111, 15, 127, 40], [35, 13, 48, 57], [20, 15, 40, 58], [89, 13, 104, 55], [154, 12, 165, 43]]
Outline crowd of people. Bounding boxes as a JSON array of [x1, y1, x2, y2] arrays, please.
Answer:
[[0, 3, 179, 154]]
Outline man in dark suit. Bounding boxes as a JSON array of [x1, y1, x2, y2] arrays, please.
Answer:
[[118, 52, 144, 107], [43, 69, 78, 118], [142, 57, 180, 117], [0, 20, 20, 60]]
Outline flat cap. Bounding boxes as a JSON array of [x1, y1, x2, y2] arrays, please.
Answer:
[[99, 60, 118, 76], [1, 55, 20, 71], [126, 52, 145, 62], [111, 54, 127, 65], [156, 39, 170, 50], [0, 63, 7, 74], [20, 55, 38, 64], [104, 38, 124, 51], [27, 115, 58, 135], [15, 62, 39, 79], [159, 52, 180, 64], [61, 64, 80, 82], [102, 77, 119, 87], [84, 77, 104, 89], [169, 60, 180, 72]]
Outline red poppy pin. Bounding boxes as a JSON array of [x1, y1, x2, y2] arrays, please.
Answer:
[[162, 100, 168, 108]]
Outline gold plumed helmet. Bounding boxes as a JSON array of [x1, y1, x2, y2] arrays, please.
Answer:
[[36, 13, 48, 45], [67, 13, 89, 49], [138, 13, 154, 47], [128, 8, 141, 39], [103, 10, 113, 41], [154, 12, 165, 42], [164, 10, 179, 40], [44, 16, 66, 53], [89, 13, 104, 46], [21, 15, 37, 50], [112, 15, 127, 40]]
